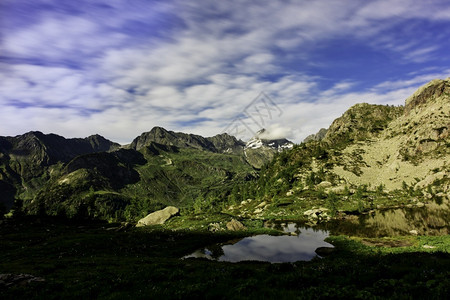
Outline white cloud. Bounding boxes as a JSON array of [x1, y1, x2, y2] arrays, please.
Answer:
[[1, 0, 450, 145]]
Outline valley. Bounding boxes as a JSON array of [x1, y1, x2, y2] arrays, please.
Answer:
[[1, 78, 450, 299]]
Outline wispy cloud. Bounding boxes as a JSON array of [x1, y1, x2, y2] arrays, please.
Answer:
[[1, 0, 450, 143]]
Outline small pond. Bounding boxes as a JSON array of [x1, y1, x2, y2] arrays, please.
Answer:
[[183, 225, 333, 263]]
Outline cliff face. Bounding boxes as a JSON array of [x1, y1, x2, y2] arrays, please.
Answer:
[[405, 78, 450, 115]]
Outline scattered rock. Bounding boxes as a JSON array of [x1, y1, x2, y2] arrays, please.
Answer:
[[136, 206, 179, 227], [208, 223, 221, 232], [226, 219, 247, 231], [409, 229, 418, 235], [256, 201, 267, 208], [415, 172, 447, 190], [303, 207, 330, 221], [254, 208, 263, 214]]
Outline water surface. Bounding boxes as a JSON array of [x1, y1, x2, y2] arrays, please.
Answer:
[[184, 226, 333, 263]]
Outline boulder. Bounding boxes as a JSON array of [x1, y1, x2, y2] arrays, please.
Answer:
[[226, 219, 247, 231], [317, 181, 332, 189], [136, 206, 179, 227]]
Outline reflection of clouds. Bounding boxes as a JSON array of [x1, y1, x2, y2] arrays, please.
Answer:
[[212, 228, 333, 263]]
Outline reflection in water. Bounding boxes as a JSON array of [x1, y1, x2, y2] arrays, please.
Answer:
[[321, 199, 450, 237], [184, 200, 449, 262], [184, 226, 333, 263]]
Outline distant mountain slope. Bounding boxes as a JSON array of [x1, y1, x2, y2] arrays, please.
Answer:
[[0, 129, 256, 220], [129, 126, 245, 154], [0, 132, 120, 210]]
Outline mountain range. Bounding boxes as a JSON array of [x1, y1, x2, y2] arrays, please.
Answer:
[[1, 78, 449, 222]]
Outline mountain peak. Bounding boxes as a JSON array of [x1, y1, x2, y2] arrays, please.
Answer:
[[130, 127, 244, 154], [244, 129, 294, 168]]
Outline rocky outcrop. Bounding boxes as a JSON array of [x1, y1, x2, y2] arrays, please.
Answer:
[[323, 103, 404, 148], [206, 133, 245, 154], [405, 78, 450, 115], [136, 206, 179, 227], [304, 128, 328, 143]]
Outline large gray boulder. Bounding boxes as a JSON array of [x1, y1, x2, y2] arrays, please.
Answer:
[[136, 206, 179, 227]]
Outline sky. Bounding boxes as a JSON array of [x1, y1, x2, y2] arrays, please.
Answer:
[[1, 0, 450, 144]]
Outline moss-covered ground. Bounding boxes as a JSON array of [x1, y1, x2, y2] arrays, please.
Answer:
[[1, 216, 449, 299]]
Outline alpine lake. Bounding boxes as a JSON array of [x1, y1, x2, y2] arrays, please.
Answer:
[[184, 199, 449, 263]]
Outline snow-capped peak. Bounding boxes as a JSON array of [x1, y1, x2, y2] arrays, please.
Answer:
[[244, 129, 294, 151]]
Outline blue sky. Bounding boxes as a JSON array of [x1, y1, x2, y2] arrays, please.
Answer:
[[1, 0, 450, 143]]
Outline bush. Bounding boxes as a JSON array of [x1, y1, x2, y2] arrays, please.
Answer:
[[327, 192, 339, 216]]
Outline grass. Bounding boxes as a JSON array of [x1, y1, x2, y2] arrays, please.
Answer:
[[1, 216, 449, 299]]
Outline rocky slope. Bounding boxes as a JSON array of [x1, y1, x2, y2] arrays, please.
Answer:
[[328, 78, 450, 190], [239, 78, 450, 220]]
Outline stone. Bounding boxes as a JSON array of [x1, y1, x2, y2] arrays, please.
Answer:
[[415, 171, 446, 190], [416, 202, 425, 208], [254, 208, 263, 214], [317, 181, 332, 189], [226, 219, 247, 231], [136, 206, 179, 227], [329, 186, 346, 194], [256, 201, 267, 208], [422, 245, 436, 249], [208, 223, 221, 232], [409, 229, 418, 235]]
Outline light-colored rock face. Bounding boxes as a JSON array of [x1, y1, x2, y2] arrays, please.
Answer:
[[329, 78, 450, 190], [136, 206, 179, 227]]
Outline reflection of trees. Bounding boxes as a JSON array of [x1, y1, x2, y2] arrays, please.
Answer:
[[207, 244, 225, 260], [326, 200, 450, 237]]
